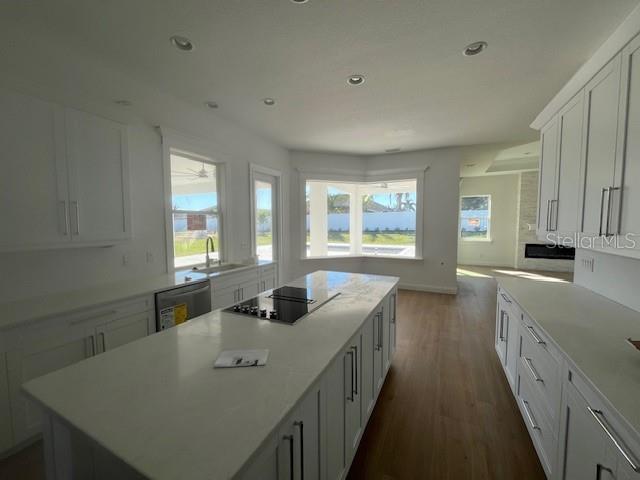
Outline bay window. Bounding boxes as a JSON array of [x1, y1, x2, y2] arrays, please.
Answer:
[[305, 178, 420, 258]]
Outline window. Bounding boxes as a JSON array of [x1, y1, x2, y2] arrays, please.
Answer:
[[305, 179, 419, 258], [170, 152, 221, 268], [460, 195, 491, 241]]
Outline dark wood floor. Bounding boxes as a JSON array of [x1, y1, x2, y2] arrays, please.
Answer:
[[0, 267, 552, 480], [346, 269, 548, 480]]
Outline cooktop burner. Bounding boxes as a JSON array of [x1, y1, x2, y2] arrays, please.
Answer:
[[223, 285, 338, 325]]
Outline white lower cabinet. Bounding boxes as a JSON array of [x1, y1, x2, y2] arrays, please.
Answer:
[[211, 265, 276, 310], [496, 288, 640, 480], [241, 289, 397, 480], [0, 354, 14, 452], [1, 296, 152, 451]]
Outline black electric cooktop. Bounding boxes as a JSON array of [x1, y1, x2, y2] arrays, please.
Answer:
[[223, 285, 339, 325]]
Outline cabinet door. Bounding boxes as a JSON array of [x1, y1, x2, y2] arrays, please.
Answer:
[[212, 285, 239, 310], [559, 383, 610, 480], [581, 55, 622, 236], [538, 117, 560, 239], [616, 34, 640, 242], [281, 384, 321, 480], [505, 308, 519, 391], [361, 313, 375, 419], [344, 335, 362, 465], [324, 354, 346, 480], [237, 434, 281, 480], [388, 291, 397, 361], [6, 333, 93, 444], [0, 354, 12, 452], [0, 88, 70, 250], [260, 274, 276, 293], [97, 312, 150, 354], [556, 92, 585, 235], [65, 107, 130, 243], [239, 279, 259, 301]]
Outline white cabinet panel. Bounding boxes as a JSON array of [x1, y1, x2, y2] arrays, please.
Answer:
[[7, 333, 92, 444], [211, 284, 238, 310], [0, 89, 69, 249], [236, 434, 280, 480], [0, 354, 12, 452], [581, 54, 622, 236], [556, 92, 585, 235], [538, 117, 560, 239], [361, 313, 375, 419], [239, 279, 259, 302], [97, 312, 149, 354], [65, 108, 130, 243], [324, 353, 346, 480]]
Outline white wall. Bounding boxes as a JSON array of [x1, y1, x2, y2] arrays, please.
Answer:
[[289, 149, 460, 294], [0, 22, 291, 302], [457, 174, 519, 267], [574, 249, 640, 313]]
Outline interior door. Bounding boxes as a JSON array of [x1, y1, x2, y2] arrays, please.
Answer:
[[556, 92, 585, 235], [581, 54, 621, 236], [538, 117, 559, 239], [253, 172, 280, 263], [65, 107, 130, 243], [0, 88, 70, 250]]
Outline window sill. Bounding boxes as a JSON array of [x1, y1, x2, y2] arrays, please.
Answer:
[[302, 254, 424, 261]]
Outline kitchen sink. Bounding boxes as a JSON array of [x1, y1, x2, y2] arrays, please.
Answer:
[[192, 263, 246, 275]]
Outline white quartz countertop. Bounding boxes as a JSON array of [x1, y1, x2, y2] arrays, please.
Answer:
[[498, 276, 640, 435], [23, 271, 399, 480], [0, 261, 274, 331]]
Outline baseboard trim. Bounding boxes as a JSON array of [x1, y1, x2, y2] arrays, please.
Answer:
[[457, 260, 515, 268], [398, 283, 458, 295]]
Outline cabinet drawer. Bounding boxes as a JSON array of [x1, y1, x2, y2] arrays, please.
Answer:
[[498, 287, 521, 318], [519, 325, 561, 423], [517, 370, 556, 476]]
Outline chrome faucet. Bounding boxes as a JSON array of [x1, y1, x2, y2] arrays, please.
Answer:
[[205, 236, 217, 268]]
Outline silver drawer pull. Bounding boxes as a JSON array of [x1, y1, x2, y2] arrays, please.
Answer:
[[588, 407, 640, 472], [523, 357, 543, 383], [500, 292, 512, 304], [526, 325, 546, 345], [521, 399, 540, 431]]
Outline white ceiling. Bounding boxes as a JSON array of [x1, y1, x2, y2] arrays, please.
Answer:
[[3, 0, 639, 154]]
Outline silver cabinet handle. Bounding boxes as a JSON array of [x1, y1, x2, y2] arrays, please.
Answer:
[[546, 199, 551, 231], [500, 292, 512, 304], [606, 186, 621, 237], [521, 399, 540, 431], [351, 345, 358, 396], [588, 407, 640, 472], [59, 200, 69, 235], [499, 311, 505, 341], [551, 199, 558, 231], [523, 357, 543, 383], [294, 421, 304, 480], [391, 293, 397, 323], [596, 464, 613, 480], [377, 312, 383, 350], [599, 187, 608, 236], [87, 335, 96, 356], [283, 434, 294, 480], [346, 350, 354, 402], [526, 325, 545, 345], [241, 287, 244, 300], [99, 332, 106, 353], [71, 200, 80, 235]]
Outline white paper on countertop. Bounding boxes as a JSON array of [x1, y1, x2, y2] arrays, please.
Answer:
[[214, 349, 269, 368]]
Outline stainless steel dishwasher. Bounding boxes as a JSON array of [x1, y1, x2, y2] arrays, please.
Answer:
[[155, 280, 212, 331]]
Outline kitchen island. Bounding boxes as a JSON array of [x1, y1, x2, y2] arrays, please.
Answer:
[[23, 271, 399, 480]]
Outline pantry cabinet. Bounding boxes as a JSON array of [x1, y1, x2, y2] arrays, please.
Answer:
[[0, 87, 131, 251], [538, 117, 560, 240]]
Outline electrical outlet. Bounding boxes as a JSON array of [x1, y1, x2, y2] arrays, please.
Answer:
[[122, 254, 129, 266], [146, 252, 154, 263]]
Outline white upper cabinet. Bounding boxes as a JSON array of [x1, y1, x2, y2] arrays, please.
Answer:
[[581, 54, 622, 236], [0, 90, 69, 250], [538, 117, 560, 239], [0, 87, 131, 251], [615, 34, 640, 244], [556, 92, 585, 235], [65, 108, 130, 243]]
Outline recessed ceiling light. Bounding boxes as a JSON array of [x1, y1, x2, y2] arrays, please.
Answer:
[[290, 0, 309, 3], [463, 41, 488, 57], [465, 163, 476, 168], [385, 148, 401, 153], [347, 74, 365, 86], [170, 35, 194, 52], [263, 98, 276, 106], [114, 100, 132, 106], [205, 101, 219, 109]]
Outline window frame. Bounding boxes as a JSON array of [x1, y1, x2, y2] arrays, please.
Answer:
[[299, 171, 425, 260], [249, 163, 283, 273], [459, 194, 492, 242], [160, 128, 229, 272]]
